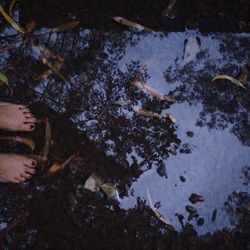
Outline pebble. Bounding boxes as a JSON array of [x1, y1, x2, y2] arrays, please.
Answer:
[[197, 217, 205, 226], [186, 205, 197, 214], [180, 176, 186, 182]]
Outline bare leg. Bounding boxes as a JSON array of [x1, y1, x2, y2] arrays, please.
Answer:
[[0, 154, 36, 183], [0, 102, 36, 132]]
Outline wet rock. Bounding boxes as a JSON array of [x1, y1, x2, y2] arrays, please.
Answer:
[[186, 131, 194, 137], [211, 209, 217, 222], [180, 175, 186, 182], [156, 162, 168, 178], [188, 213, 199, 222], [197, 217, 205, 226], [189, 193, 205, 204], [186, 205, 197, 214]]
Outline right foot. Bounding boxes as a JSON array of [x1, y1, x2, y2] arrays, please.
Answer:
[[0, 102, 36, 132], [0, 154, 36, 183]]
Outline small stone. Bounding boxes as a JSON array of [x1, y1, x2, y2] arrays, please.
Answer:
[[180, 176, 186, 182], [186, 131, 194, 137], [189, 193, 205, 204], [197, 217, 205, 226], [186, 205, 197, 214], [156, 162, 168, 178]]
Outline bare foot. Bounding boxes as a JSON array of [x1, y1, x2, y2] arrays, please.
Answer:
[[0, 102, 36, 131], [0, 154, 36, 183]]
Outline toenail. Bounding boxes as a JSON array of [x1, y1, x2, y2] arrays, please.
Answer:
[[30, 124, 35, 129], [32, 161, 36, 166]]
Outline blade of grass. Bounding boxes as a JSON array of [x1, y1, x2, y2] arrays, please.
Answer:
[[212, 75, 247, 90]]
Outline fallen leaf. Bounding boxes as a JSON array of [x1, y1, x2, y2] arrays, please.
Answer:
[[0, 4, 26, 33], [133, 78, 176, 102], [212, 75, 247, 90], [112, 16, 154, 32], [146, 187, 174, 229], [0, 72, 9, 86], [48, 163, 61, 173], [100, 183, 119, 198], [84, 175, 101, 192], [0, 136, 35, 150], [52, 21, 80, 32]]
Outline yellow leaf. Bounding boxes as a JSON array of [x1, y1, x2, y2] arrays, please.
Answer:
[[48, 163, 61, 173], [212, 75, 247, 90], [0, 136, 35, 150], [0, 4, 26, 33], [0, 72, 9, 86]]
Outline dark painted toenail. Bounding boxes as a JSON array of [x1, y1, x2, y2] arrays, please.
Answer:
[[32, 161, 36, 166], [30, 124, 35, 129]]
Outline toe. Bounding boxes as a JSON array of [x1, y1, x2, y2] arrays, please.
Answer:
[[24, 112, 35, 119], [25, 167, 35, 175], [21, 173, 31, 179], [25, 117, 36, 123], [20, 123, 36, 131], [14, 176, 26, 183], [24, 159, 37, 168]]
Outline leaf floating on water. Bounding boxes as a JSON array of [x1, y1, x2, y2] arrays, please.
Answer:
[[212, 75, 247, 90], [133, 79, 176, 103], [0, 4, 26, 33], [0, 136, 35, 150], [0, 73, 9, 86], [48, 163, 61, 173], [84, 175, 101, 192], [146, 187, 174, 229], [52, 21, 80, 32], [112, 16, 154, 32], [101, 183, 119, 198], [132, 107, 163, 120]]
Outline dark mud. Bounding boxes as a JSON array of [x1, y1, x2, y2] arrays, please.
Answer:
[[0, 1, 250, 249]]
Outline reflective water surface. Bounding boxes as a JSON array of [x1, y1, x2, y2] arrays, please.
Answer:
[[0, 28, 249, 248]]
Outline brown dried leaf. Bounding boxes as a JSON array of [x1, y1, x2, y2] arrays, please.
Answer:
[[0, 136, 35, 150]]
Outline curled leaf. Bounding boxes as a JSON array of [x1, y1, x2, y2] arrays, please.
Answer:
[[0, 136, 35, 150], [101, 183, 119, 198], [0, 73, 9, 86], [0, 4, 26, 33], [84, 175, 101, 192], [146, 187, 174, 229], [212, 75, 247, 90], [112, 16, 153, 32]]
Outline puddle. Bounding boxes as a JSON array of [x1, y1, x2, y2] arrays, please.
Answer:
[[0, 29, 249, 247]]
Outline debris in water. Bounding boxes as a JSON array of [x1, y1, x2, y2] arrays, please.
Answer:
[[156, 162, 168, 178], [189, 193, 205, 204], [0, 72, 9, 86], [146, 187, 174, 229], [197, 217, 205, 226], [84, 175, 101, 192], [161, 0, 177, 19], [212, 75, 247, 90], [180, 36, 201, 68], [112, 16, 154, 32], [186, 205, 197, 214], [186, 131, 194, 137], [175, 213, 184, 227], [211, 209, 217, 222], [180, 176, 186, 182], [133, 77, 176, 102], [101, 183, 120, 200]]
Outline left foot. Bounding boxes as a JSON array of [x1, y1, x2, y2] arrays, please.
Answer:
[[0, 102, 36, 132]]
